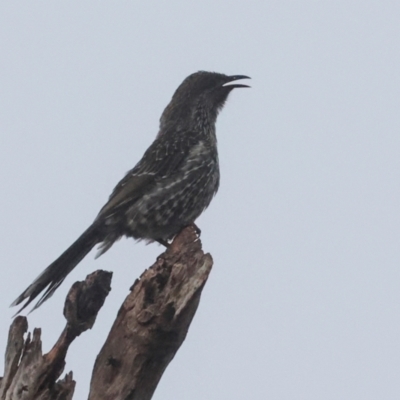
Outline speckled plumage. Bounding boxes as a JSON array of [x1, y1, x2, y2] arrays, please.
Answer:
[[12, 71, 250, 313]]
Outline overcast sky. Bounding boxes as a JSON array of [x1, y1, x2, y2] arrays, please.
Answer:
[[1, 2, 400, 399]]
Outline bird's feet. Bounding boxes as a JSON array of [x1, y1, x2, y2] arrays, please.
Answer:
[[192, 223, 201, 237], [157, 224, 201, 248]]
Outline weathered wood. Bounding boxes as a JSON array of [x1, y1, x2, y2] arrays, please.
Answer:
[[1, 226, 212, 399], [0, 270, 112, 400], [88, 226, 213, 400], [0, 317, 27, 399]]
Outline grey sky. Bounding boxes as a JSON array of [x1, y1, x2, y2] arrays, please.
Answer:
[[1, 2, 400, 399]]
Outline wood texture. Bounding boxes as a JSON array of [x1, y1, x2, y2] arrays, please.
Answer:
[[88, 226, 213, 400], [0, 226, 212, 399], [0, 270, 112, 400]]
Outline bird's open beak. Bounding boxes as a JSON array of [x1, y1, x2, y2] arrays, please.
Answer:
[[223, 75, 251, 88]]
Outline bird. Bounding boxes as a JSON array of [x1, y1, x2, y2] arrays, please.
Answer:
[[12, 71, 250, 313]]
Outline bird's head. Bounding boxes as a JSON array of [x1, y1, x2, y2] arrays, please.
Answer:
[[160, 71, 250, 132]]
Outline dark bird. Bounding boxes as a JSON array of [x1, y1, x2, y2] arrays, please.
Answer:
[[12, 71, 250, 313]]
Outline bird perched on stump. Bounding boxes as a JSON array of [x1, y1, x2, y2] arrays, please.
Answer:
[[12, 71, 250, 313]]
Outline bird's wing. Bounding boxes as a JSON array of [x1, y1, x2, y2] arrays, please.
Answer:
[[97, 132, 198, 219], [97, 173, 154, 218]]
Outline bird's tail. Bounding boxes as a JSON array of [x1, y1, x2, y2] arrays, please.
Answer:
[[11, 223, 102, 314]]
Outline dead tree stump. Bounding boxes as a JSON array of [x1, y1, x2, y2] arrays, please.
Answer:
[[88, 225, 213, 400], [0, 270, 112, 400], [0, 226, 212, 400]]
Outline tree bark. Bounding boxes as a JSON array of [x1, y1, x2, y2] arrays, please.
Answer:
[[0, 270, 112, 400], [88, 225, 213, 400], [0, 226, 212, 399]]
